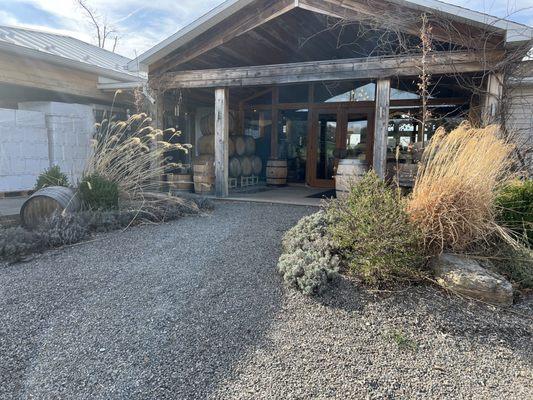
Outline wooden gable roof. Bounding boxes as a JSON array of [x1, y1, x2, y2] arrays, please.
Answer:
[[134, 0, 532, 75]]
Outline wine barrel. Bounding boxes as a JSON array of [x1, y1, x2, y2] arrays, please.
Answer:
[[199, 113, 214, 136], [194, 155, 215, 166], [229, 157, 242, 178], [244, 136, 256, 155], [200, 112, 236, 136], [232, 136, 246, 156], [198, 135, 236, 157], [228, 137, 235, 157], [335, 159, 367, 199], [193, 162, 215, 194], [20, 186, 81, 229], [168, 173, 193, 192], [239, 156, 253, 177], [251, 155, 262, 176], [266, 159, 288, 186], [198, 135, 214, 155]]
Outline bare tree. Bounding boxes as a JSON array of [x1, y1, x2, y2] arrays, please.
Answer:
[[76, 0, 119, 52]]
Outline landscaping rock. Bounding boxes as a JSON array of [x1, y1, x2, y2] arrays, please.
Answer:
[[434, 253, 513, 306]]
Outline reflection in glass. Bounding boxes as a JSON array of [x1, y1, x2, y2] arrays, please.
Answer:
[[346, 115, 368, 160], [278, 109, 308, 182], [316, 113, 337, 180]]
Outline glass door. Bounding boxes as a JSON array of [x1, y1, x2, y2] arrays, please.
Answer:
[[307, 108, 373, 188], [308, 110, 343, 188]]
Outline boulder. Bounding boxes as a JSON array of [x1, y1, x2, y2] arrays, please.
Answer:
[[434, 253, 513, 306]]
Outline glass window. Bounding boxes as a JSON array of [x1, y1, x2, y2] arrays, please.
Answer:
[[279, 84, 309, 103], [315, 81, 375, 103], [346, 114, 368, 161]]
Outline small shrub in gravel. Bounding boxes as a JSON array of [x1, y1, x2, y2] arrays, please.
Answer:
[[327, 171, 426, 286], [0, 227, 44, 262], [278, 211, 340, 295], [80, 210, 139, 232], [38, 212, 89, 247]]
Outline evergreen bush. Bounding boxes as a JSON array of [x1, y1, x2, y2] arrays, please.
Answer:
[[35, 165, 69, 190], [327, 171, 426, 286], [79, 174, 119, 210]]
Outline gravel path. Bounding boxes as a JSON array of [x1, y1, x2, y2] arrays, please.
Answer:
[[1, 202, 532, 399]]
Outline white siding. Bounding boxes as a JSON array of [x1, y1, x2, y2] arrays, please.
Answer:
[[507, 83, 533, 172]]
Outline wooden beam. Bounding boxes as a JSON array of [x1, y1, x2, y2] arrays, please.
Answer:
[[159, 50, 503, 89], [215, 87, 229, 197], [152, 0, 295, 73], [373, 78, 391, 178], [482, 72, 503, 125]]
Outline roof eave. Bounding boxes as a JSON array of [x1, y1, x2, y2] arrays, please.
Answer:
[[0, 41, 145, 83]]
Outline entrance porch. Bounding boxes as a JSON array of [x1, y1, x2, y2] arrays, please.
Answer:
[[146, 2, 513, 198]]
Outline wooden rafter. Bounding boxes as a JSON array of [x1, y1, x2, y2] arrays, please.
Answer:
[[157, 50, 504, 89], [151, 0, 296, 74]]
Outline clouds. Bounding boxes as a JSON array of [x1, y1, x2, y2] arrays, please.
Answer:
[[0, 0, 222, 57], [0, 0, 531, 59]]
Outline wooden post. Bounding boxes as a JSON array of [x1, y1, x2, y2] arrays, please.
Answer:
[[215, 87, 229, 197], [482, 72, 503, 126], [271, 87, 279, 159], [372, 79, 391, 179], [150, 90, 165, 191]]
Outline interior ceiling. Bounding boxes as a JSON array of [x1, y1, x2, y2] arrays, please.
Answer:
[[173, 7, 432, 72]]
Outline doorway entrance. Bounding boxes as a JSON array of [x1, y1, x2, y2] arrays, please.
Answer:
[[307, 108, 374, 188]]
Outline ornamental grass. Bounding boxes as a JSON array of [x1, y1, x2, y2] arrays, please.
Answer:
[[408, 122, 515, 253], [85, 112, 191, 203]]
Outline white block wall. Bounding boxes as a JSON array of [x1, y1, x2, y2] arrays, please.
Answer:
[[0, 108, 49, 192], [19, 102, 95, 187], [0, 102, 95, 192]]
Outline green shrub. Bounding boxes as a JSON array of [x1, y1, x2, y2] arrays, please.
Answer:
[[35, 165, 69, 190], [79, 174, 119, 210], [496, 180, 533, 246], [327, 171, 426, 286], [490, 242, 533, 289], [278, 211, 340, 295]]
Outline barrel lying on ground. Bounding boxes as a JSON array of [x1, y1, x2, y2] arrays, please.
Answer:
[[20, 186, 81, 229]]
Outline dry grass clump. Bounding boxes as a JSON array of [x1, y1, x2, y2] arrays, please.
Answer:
[[86, 113, 191, 202], [408, 122, 515, 253]]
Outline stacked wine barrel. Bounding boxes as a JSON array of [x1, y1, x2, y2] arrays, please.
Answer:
[[228, 135, 262, 180], [194, 112, 262, 192]]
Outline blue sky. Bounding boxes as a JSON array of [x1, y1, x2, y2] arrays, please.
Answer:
[[0, 0, 531, 59]]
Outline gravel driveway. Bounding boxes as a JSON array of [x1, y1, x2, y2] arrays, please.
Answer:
[[1, 202, 532, 399]]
